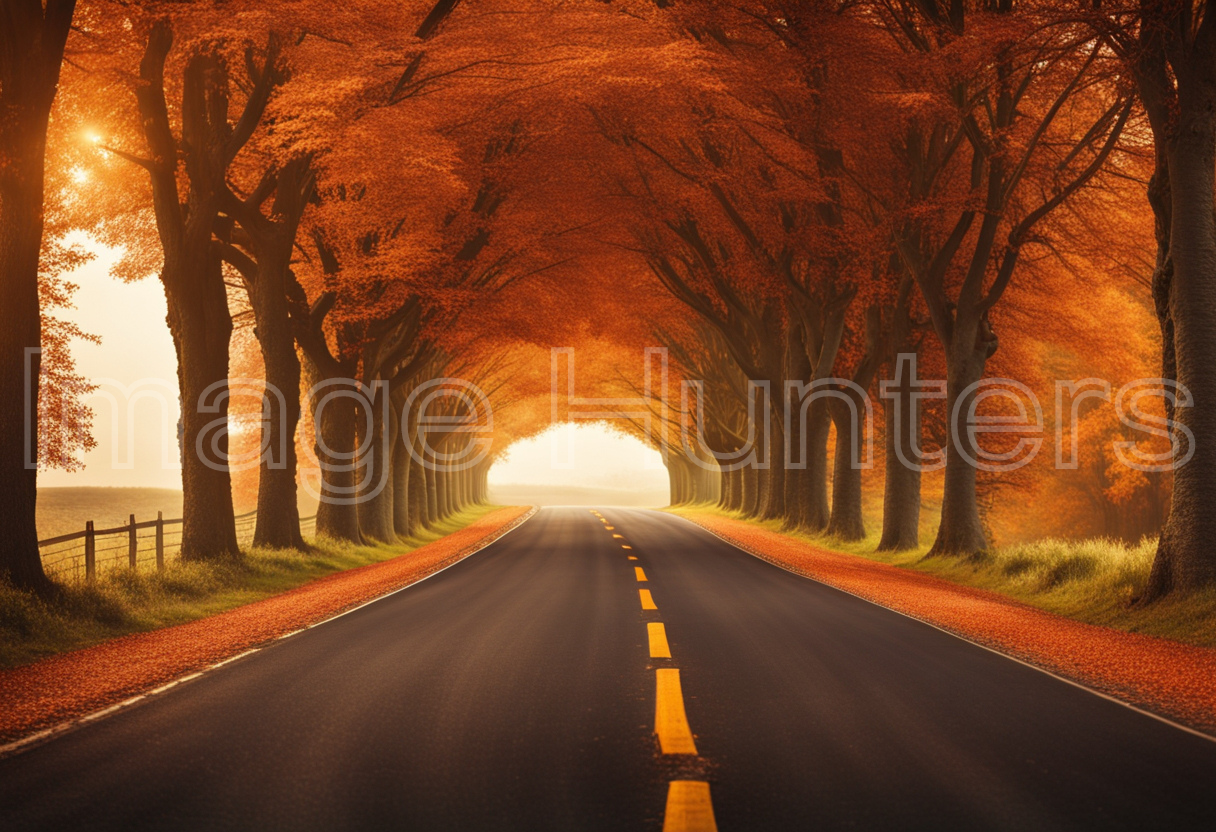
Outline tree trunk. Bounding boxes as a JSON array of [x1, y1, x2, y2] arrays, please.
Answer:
[[719, 467, 739, 511], [1145, 98, 1216, 596], [804, 403, 832, 531], [440, 467, 455, 520], [827, 397, 866, 540], [878, 358, 922, 551], [929, 338, 990, 556], [757, 404, 786, 519], [309, 372, 362, 543], [133, 26, 244, 562], [740, 463, 760, 516], [0, 164, 48, 590], [430, 462, 445, 525], [357, 386, 397, 542], [238, 164, 312, 550], [0, 0, 77, 591], [172, 252, 241, 560], [407, 417, 429, 535], [250, 274, 305, 550], [393, 433, 411, 536]]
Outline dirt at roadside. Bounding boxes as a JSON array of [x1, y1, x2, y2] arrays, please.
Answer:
[[0, 506, 534, 745], [683, 511, 1216, 736]]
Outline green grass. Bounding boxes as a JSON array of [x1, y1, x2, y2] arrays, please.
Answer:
[[668, 505, 1216, 649], [1, 505, 501, 669]]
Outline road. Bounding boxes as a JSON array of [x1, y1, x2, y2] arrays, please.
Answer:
[[3, 507, 1216, 830]]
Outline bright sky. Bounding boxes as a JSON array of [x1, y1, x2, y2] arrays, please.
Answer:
[[42, 238, 668, 495], [487, 422, 668, 490], [41, 239, 182, 488]]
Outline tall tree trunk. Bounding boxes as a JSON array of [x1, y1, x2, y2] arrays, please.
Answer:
[[719, 467, 738, 510], [308, 372, 362, 543], [1146, 92, 1216, 595], [803, 404, 832, 531], [438, 467, 453, 520], [424, 461, 439, 526], [929, 332, 991, 556], [295, 292, 362, 544], [727, 466, 744, 511], [250, 278, 305, 550], [739, 462, 759, 516], [172, 252, 240, 560], [406, 414, 429, 535], [783, 322, 813, 528], [0, 0, 77, 591], [878, 353, 922, 551], [131, 25, 254, 561], [392, 433, 411, 536], [828, 307, 880, 541], [0, 167, 46, 589], [827, 399, 866, 540], [232, 161, 312, 550], [757, 404, 786, 519], [357, 387, 397, 542]]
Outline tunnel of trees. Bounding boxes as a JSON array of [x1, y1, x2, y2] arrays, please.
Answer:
[[0, 0, 1211, 603]]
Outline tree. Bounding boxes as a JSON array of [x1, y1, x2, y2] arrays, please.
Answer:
[[0, 0, 77, 590], [1114, 0, 1216, 597]]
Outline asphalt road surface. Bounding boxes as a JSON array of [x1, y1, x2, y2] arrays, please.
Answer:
[[3, 507, 1216, 830]]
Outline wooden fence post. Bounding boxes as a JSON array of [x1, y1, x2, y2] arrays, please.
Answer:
[[156, 511, 165, 571], [85, 521, 96, 582], [129, 514, 138, 570]]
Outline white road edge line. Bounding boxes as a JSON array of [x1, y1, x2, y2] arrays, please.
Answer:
[[662, 510, 1216, 745], [0, 506, 539, 760]]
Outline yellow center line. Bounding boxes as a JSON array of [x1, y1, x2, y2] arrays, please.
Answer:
[[654, 668, 697, 755], [647, 622, 671, 658], [662, 781, 717, 832], [612, 534, 623, 539], [627, 555, 638, 560], [605, 525, 615, 530], [622, 545, 633, 550], [639, 589, 657, 610], [635, 566, 648, 582]]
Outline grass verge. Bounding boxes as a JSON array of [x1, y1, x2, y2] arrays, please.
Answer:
[[0, 505, 500, 669], [668, 505, 1216, 649]]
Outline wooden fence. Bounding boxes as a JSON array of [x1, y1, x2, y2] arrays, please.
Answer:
[[38, 511, 318, 582]]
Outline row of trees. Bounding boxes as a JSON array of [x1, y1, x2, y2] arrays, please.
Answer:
[[591, 0, 1209, 600], [0, 0, 1213, 605]]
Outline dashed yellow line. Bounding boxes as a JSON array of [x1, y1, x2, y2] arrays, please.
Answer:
[[627, 555, 638, 560], [648, 622, 671, 658], [635, 567, 648, 582], [654, 669, 697, 754], [622, 544, 633, 550], [663, 781, 717, 832], [639, 589, 657, 610], [612, 533, 623, 539]]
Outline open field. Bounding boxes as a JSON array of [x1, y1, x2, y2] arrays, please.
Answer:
[[36, 488, 185, 541], [669, 506, 1216, 649], [2, 505, 503, 669]]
